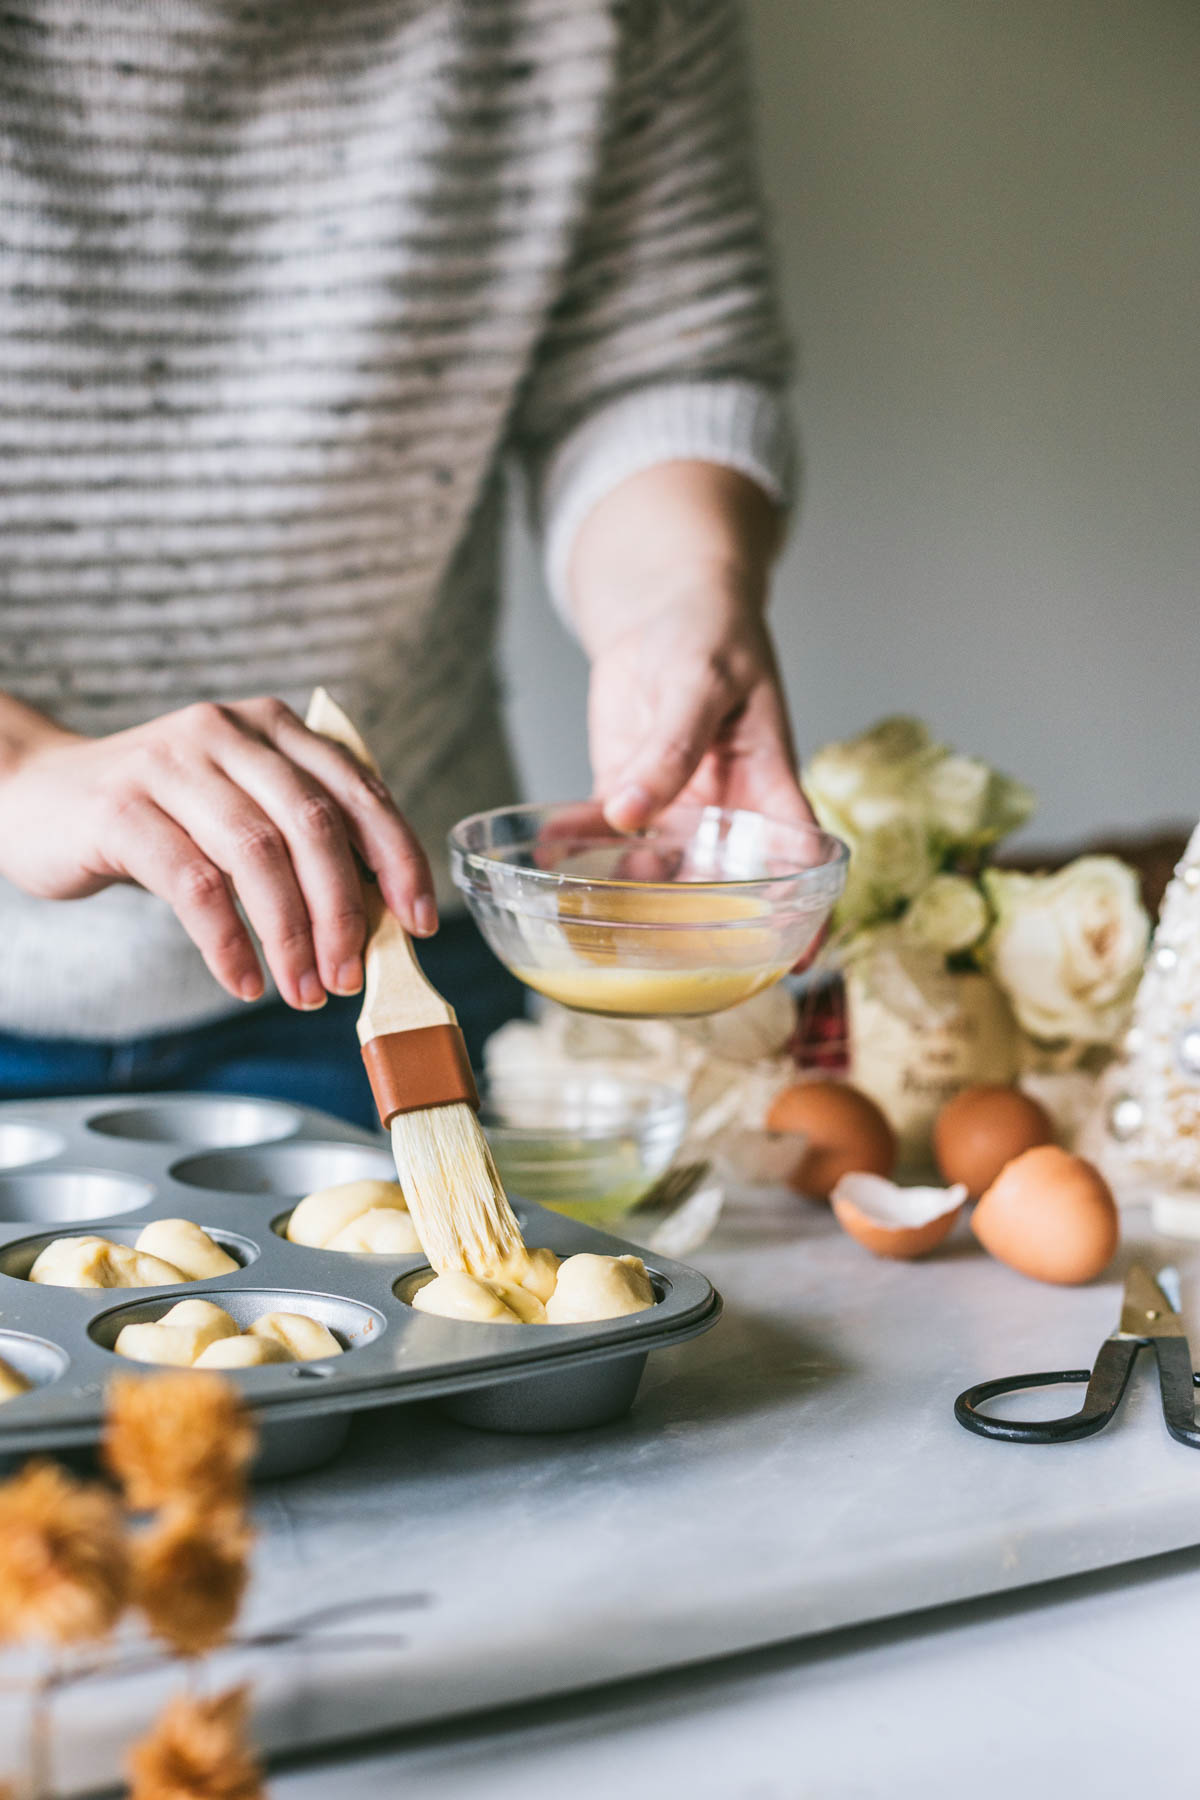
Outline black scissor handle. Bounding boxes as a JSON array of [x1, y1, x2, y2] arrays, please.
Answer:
[[1150, 1336, 1200, 1447], [955, 1336, 1141, 1444]]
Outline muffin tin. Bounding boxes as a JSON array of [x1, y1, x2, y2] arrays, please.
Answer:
[[0, 1094, 721, 1477]]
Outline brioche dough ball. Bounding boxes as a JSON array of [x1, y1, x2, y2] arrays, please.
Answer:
[[158, 1298, 242, 1340], [545, 1254, 655, 1324], [30, 1235, 186, 1290], [135, 1218, 238, 1280], [486, 1280, 546, 1323], [195, 1334, 293, 1370], [325, 1208, 421, 1255], [286, 1178, 411, 1250], [248, 1311, 343, 1361], [411, 1270, 546, 1324], [482, 1245, 560, 1304], [411, 1249, 652, 1326], [0, 1353, 31, 1401], [114, 1299, 240, 1366]]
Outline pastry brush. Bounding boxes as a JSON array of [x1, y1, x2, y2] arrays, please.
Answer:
[[304, 688, 524, 1276]]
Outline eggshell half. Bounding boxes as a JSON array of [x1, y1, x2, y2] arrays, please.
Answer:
[[831, 1173, 967, 1260], [972, 1145, 1118, 1284], [934, 1085, 1054, 1197], [766, 1080, 897, 1202]]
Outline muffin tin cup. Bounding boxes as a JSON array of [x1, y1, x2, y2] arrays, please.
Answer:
[[0, 1168, 156, 1224], [0, 1094, 721, 1476], [0, 1223, 259, 1283]]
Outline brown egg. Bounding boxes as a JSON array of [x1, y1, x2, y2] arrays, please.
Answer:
[[766, 1080, 896, 1202], [830, 1173, 966, 1260], [934, 1085, 1054, 1198], [972, 1145, 1119, 1285]]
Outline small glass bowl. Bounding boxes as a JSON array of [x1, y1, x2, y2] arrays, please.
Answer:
[[449, 801, 847, 1019], [480, 1072, 687, 1227]]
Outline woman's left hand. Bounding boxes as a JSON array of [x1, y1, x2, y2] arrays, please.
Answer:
[[566, 462, 812, 832], [586, 582, 812, 831]]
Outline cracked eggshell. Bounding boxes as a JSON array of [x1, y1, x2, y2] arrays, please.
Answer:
[[972, 1144, 1119, 1285], [831, 1173, 967, 1260]]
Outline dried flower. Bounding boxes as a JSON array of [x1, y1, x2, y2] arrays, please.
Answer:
[[103, 1373, 256, 1513], [134, 1508, 252, 1658], [126, 1685, 264, 1800], [0, 1460, 129, 1645]]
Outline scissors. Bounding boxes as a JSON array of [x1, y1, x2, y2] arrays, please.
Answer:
[[955, 1264, 1200, 1447]]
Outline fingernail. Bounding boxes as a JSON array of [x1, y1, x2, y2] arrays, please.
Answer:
[[333, 956, 363, 996], [413, 895, 438, 937], [299, 970, 327, 1010], [607, 785, 653, 826], [239, 974, 264, 1003]]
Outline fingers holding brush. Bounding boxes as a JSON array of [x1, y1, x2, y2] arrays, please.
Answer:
[[111, 803, 264, 1004], [263, 701, 438, 940], [0, 693, 437, 1014]]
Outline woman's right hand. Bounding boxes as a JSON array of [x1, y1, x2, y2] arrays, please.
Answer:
[[0, 697, 437, 1010]]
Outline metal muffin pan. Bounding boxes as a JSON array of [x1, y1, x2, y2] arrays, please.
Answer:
[[0, 1094, 721, 1477]]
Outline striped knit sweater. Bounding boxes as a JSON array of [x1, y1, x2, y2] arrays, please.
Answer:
[[0, 0, 793, 1040]]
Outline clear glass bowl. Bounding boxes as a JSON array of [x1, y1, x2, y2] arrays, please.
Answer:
[[449, 801, 847, 1019], [479, 1072, 687, 1227]]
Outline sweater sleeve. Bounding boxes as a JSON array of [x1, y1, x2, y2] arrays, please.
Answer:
[[511, 0, 797, 615]]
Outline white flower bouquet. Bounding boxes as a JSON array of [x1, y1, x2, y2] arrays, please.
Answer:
[[806, 717, 1150, 1063]]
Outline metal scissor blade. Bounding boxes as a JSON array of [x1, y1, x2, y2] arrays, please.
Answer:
[[1117, 1263, 1187, 1340], [1157, 1265, 1183, 1310]]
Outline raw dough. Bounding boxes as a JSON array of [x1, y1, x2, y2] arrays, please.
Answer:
[[29, 1220, 235, 1288], [544, 1254, 656, 1324], [114, 1298, 241, 1366], [30, 1235, 187, 1290], [411, 1250, 655, 1327], [411, 1270, 547, 1324], [113, 1298, 344, 1367], [195, 1334, 293, 1369], [0, 1352, 30, 1401], [327, 1208, 422, 1255], [248, 1312, 344, 1360], [480, 1244, 560, 1303], [136, 1218, 238, 1280], [286, 1177, 420, 1254]]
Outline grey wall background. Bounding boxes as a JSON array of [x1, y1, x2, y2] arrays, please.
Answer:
[[500, 0, 1200, 849]]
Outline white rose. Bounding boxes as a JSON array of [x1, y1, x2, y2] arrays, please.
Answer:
[[903, 874, 990, 956], [982, 857, 1149, 1044], [920, 756, 1035, 851], [920, 755, 992, 842], [834, 799, 938, 933], [805, 716, 936, 832], [850, 715, 934, 765]]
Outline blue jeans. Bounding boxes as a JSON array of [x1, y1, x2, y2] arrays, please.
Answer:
[[0, 917, 525, 1132]]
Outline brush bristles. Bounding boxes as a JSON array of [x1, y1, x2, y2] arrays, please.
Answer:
[[389, 1103, 523, 1277]]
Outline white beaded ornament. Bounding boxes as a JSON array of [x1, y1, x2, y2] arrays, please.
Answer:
[[1116, 821, 1200, 1182]]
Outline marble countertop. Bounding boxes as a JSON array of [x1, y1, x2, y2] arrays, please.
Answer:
[[270, 1539, 1200, 1800], [15, 1183, 1200, 1795]]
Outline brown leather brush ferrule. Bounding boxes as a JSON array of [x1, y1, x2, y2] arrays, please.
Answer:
[[362, 1023, 479, 1128]]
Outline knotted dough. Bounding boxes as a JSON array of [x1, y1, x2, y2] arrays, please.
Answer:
[[286, 1178, 421, 1254]]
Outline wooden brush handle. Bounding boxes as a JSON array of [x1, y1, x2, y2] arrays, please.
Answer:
[[304, 687, 457, 1045]]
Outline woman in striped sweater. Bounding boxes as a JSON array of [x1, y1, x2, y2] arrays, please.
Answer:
[[0, 0, 806, 1126]]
